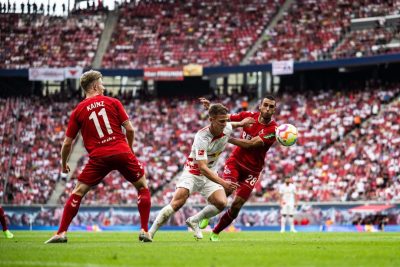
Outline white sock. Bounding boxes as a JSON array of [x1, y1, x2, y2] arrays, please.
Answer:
[[149, 204, 175, 238], [289, 216, 295, 230], [281, 216, 286, 230], [189, 205, 221, 223]]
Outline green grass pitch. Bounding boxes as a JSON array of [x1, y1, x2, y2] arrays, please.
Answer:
[[1, 231, 399, 267]]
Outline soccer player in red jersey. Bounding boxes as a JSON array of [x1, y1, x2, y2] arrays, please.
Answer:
[[188, 96, 278, 241], [0, 206, 14, 239], [45, 70, 152, 243]]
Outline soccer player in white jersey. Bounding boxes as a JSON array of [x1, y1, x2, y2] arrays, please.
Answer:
[[279, 178, 298, 233], [149, 103, 254, 240]]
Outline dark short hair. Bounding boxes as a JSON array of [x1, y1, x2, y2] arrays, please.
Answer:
[[264, 95, 276, 101], [208, 103, 229, 117]]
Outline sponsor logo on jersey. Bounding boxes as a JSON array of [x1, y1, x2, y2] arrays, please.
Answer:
[[263, 133, 275, 139]]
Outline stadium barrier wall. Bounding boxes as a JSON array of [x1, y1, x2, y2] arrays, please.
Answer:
[[3, 204, 399, 232]]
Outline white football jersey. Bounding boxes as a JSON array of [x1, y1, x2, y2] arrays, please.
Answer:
[[184, 123, 233, 176], [279, 183, 296, 205]]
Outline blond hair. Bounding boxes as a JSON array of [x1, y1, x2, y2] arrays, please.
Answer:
[[80, 70, 102, 92], [208, 103, 228, 117]]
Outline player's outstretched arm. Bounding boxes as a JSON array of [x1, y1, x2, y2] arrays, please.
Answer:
[[197, 160, 238, 192], [231, 117, 255, 129], [199, 97, 211, 110], [228, 136, 263, 149], [61, 137, 73, 173]]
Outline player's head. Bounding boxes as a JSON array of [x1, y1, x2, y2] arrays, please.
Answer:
[[259, 95, 276, 121], [80, 70, 105, 96], [208, 103, 229, 134], [285, 177, 292, 184]]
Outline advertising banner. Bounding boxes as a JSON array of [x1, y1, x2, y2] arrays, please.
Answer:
[[64, 67, 83, 79], [144, 67, 184, 81], [28, 68, 65, 81], [183, 64, 203, 76], [272, 60, 294, 75]]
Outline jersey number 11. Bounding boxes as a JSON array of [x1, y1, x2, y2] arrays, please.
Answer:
[[89, 108, 113, 138]]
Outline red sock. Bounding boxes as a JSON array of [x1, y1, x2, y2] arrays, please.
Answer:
[[0, 207, 8, 231], [137, 188, 151, 232], [57, 193, 82, 234], [213, 209, 237, 234]]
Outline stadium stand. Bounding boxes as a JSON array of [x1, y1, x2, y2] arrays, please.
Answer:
[[101, 0, 284, 68], [257, 85, 400, 203], [2, 97, 77, 204], [0, 1, 399, 214], [0, 12, 106, 68], [332, 27, 400, 59], [1, 0, 400, 69], [250, 0, 400, 64]]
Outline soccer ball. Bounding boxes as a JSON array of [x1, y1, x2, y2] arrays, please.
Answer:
[[275, 124, 298, 146]]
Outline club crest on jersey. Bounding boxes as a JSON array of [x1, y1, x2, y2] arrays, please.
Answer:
[[198, 150, 205, 156], [223, 166, 231, 175]]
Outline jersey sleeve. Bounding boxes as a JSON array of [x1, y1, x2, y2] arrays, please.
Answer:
[[115, 99, 129, 125], [229, 111, 255, 122], [65, 110, 79, 139], [192, 133, 209, 161]]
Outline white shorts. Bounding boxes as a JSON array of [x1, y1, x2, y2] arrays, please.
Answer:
[[281, 204, 295, 216], [176, 171, 224, 199]]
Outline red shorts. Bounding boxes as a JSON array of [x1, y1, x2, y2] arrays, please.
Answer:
[[222, 158, 260, 201], [78, 152, 144, 186]]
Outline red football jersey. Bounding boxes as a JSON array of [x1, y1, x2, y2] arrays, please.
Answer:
[[229, 111, 277, 172], [66, 95, 131, 158]]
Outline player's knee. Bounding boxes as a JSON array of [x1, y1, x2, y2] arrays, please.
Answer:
[[213, 198, 227, 211], [170, 198, 185, 211], [72, 183, 90, 196], [231, 198, 245, 212], [133, 175, 147, 190]]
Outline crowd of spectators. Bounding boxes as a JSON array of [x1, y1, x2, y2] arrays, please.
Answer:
[[102, 0, 283, 68], [2, 97, 77, 204], [0, 98, 19, 202], [0, 11, 106, 68], [256, 84, 400, 203], [2, 83, 399, 206], [2, 0, 400, 69], [332, 26, 400, 59], [250, 0, 400, 64], [350, 0, 400, 18]]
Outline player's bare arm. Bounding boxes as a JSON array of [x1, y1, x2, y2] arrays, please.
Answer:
[[122, 120, 135, 151], [61, 137, 73, 173], [230, 117, 255, 129], [199, 97, 211, 110], [278, 193, 284, 207], [228, 136, 264, 149], [197, 160, 238, 192]]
